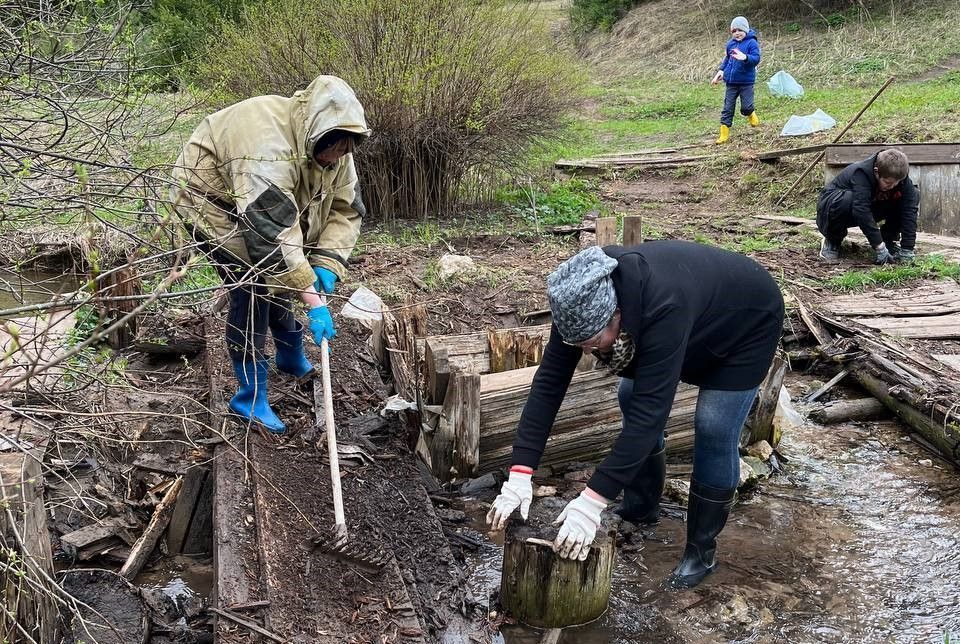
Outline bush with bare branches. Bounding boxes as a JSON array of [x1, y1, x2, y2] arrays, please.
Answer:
[[196, 0, 581, 220]]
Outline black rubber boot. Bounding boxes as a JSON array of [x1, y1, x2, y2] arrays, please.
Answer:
[[819, 237, 842, 263], [614, 446, 666, 525], [665, 479, 737, 589]]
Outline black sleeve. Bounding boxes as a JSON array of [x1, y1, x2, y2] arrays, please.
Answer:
[[510, 327, 582, 469], [587, 306, 688, 500], [850, 170, 883, 248]]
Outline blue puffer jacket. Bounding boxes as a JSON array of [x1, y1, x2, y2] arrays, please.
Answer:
[[719, 30, 761, 85]]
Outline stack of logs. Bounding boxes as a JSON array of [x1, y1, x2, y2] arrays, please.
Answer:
[[392, 321, 784, 483]]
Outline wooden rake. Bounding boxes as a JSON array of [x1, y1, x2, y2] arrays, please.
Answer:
[[309, 296, 390, 571]]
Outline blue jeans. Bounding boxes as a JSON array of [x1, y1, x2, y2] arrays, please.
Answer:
[[721, 83, 755, 127], [618, 378, 759, 490]]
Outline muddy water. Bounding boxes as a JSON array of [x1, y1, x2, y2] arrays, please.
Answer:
[[463, 375, 960, 643], [0, 268, 80, 311]]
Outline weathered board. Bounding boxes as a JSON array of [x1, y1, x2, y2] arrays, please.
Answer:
[[850, 313, 960, 339], [822, 280, 960, 316], [825, 143, 960, 166]]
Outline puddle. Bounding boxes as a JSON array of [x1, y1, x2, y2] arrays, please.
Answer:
[[461, 374, 960, 643], [135, 554, 214, 599], [0, 268, 81, 312]]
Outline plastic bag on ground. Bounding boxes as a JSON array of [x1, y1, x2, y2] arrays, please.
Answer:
[[767, 70, 804, 98], [780, 108, 837, 136]]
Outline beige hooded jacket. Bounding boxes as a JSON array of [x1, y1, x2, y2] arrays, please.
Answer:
[[171, 75, 370, 291]]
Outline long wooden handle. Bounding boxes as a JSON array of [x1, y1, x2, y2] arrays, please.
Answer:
[[318, 295, 345, 535]]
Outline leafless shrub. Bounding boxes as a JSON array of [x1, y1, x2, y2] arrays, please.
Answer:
[[197, 0, 581, 220]]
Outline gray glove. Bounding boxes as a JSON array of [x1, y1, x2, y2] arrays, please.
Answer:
[[874, 243, 895, 265]]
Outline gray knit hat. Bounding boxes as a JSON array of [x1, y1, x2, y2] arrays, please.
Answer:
[[730, 16, 750, 32], [547, 247, 619, 343]]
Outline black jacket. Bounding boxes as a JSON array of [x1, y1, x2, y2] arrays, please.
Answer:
[[511, 241, 784, 500], [818, 153, 919, 249]]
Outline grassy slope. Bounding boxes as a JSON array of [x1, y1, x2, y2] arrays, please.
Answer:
[[540, 0, 960, 194]]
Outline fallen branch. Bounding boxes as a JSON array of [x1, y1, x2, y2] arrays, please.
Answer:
[[208, 606, 285, 643], [119, 477, 182, 579]]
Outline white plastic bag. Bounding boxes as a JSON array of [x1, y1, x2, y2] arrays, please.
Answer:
[[780, 108, 837, 136], [767, 70, 804, 98], [340, 285, 383, 323]]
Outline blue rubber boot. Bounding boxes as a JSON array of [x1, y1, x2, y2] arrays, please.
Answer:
[[273, 325, 315, 378], [229, 359, 286, 434]]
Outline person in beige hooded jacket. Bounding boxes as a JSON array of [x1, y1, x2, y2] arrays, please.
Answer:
[[171, 75, 370, 434]]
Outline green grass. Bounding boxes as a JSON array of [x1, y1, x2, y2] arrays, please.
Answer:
[[824, 255, 960, 291], [497, 178, 604, 227]]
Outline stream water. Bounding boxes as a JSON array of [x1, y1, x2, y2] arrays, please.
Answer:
[[463, 374, 960, 643], [0, 268, 80, 312]]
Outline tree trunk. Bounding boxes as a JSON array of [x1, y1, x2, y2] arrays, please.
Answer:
[[499, 499, 616, 628]]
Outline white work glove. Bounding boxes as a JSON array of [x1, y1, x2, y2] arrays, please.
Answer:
[[711, 70, 724, 85], [553, 489, 607, 561], [486, 469, 533, 530]]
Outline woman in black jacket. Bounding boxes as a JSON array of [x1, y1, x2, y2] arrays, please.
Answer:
[[486, 241, 784, 588]]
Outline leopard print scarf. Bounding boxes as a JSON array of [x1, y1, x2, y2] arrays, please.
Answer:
[[593, 330, 636, 377]]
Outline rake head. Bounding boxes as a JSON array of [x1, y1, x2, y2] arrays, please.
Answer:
[[309, 529, 392, 572]]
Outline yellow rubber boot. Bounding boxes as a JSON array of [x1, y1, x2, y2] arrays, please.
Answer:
[[715, 125, 730, 144], [748, 111, 760, 127]]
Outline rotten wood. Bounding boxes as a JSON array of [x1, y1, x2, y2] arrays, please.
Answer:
[[0, 449, 57, 643], [95, 261, 140, 350], [120, 476, 183, 579], [822, 281, 960, 317], [60, 517, 134, 561], [809, 397, 888, 424], [500, 501, 615, 628], [167, 464, 212, 555]]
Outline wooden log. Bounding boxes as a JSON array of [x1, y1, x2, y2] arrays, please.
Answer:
[[500, 498, 615, 628], [425, 343, 450, 404], [809, 398, 888, 424], [0, 449, 57, 644], [119, 477, 182, 579], [487, 328, 546, 374], [622, 215, 643, 247]]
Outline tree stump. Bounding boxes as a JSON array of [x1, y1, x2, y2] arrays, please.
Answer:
[[499, 497, 617, 628]]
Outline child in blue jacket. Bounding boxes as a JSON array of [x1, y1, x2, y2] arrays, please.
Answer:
[[711, 16, 761, 144]]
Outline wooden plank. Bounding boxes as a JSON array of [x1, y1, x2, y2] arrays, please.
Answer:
[[757, 143, 828, 162], [825, 143, 960, 166], [933, 354, 960, 372], [822, 280, 960, 316], [596, 217, 617, 246], [850, 313, 960, 339], [167, 465, 210, 554], [623, 215, 643, 247]]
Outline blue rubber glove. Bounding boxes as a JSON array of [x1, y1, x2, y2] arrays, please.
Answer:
[[313, 267, 338, 294], [307, 306, 336, 344]]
